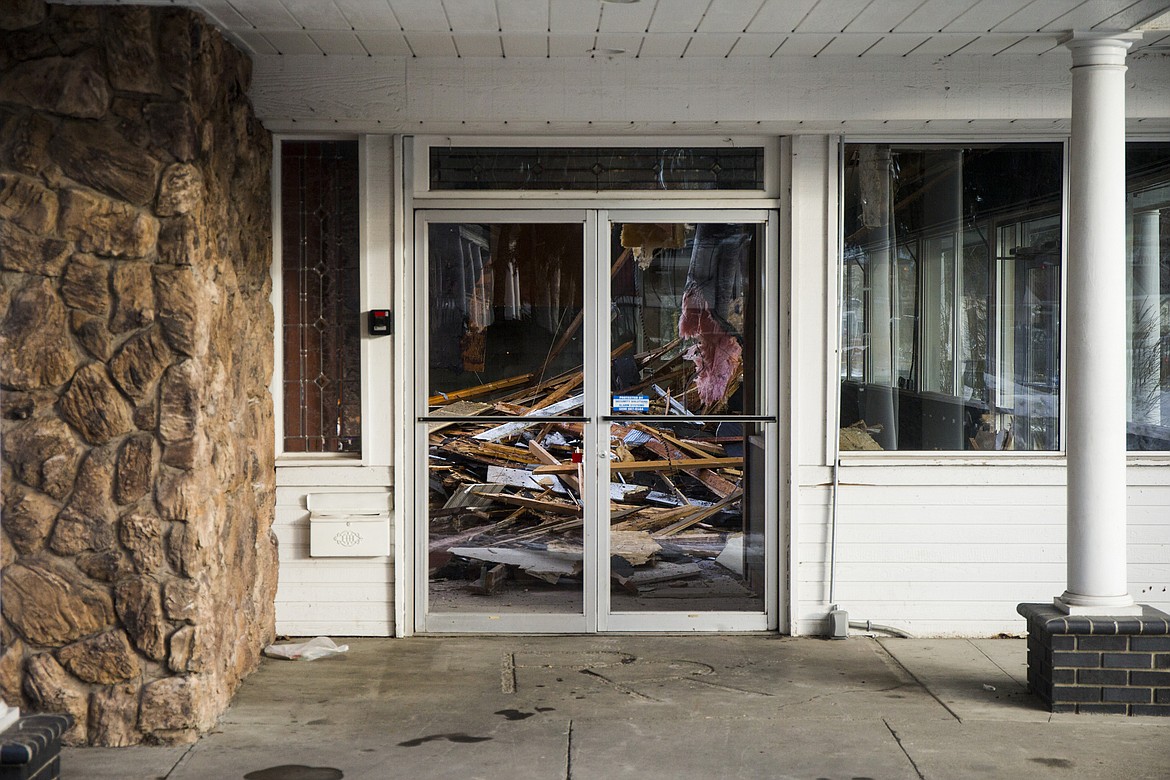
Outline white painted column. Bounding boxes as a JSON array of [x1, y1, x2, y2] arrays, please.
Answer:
[[1058, 32, 1143, 615]]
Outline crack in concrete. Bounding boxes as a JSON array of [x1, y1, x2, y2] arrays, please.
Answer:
[[164, 741, 199, 779], [875, 641, 963, 723], [883, 718, 927, 780], [970, 639, 1027, 688]]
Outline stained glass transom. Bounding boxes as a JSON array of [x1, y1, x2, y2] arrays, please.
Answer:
[[429, 147, 765, 191]]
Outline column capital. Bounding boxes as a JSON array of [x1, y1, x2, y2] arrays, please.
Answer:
[[1059, 31, 1143, 66]]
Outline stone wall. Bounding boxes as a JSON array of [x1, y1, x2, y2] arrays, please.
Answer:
[[0, 2, 276, 745]]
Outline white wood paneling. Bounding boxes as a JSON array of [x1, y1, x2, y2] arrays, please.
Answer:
[[748, 0, 820, 33], [684, 34, 740, 57], [945, 0, 1034, 33], [599, 0, 655, 33], [647, 0, 709, 33], [357, 32, 413, 56], [445, 0, 498, 32], [281, 0, 351, 30], [263, 31, 322, 55], [498, 0, 548, 33], [389, 0, 450, 32], [550, 0, 601, 33], [334, 0, 400, 30], [274, 479, 394, 636], [697, 0, 769, 33], [846, 0, 935, 33], [797, 0, 872, 33], [311, 31, 368, 56]]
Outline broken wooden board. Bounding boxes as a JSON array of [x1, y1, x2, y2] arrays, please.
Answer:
[[468, 563, 508, 595], [609, 530, 662, 566], [426, 400, 493, 433], [469, 490, 582, 516], [443, 483, 507, 510], [429, 373, 534, 407], [613, 561, 702, 593], [610, 483, 651, 504], [527, 439, 580, 493], [448, 546, 582, 584], [485, 465, 566, 495], [473, 394, 585, 442]]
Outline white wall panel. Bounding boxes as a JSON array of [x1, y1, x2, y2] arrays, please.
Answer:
[[274, 478, 394, 637]]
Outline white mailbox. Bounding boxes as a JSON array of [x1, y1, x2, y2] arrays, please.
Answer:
[[307, 492, 392, 557]]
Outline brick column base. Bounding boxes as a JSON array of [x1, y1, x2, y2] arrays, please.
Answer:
[[1018, 603, 1170, 715]]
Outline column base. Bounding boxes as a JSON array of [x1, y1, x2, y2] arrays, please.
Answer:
[[1054, 593, 1144, 616], [1018, 603, 1170, 715]]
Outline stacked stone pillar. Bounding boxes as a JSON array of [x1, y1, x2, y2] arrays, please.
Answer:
[[0, 2, 276, 744]]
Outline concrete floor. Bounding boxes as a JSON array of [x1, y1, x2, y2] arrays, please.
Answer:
[[65, 635, 1170, 780]]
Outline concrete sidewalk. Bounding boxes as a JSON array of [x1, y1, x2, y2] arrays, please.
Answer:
[[65, 636, 1170, 779]]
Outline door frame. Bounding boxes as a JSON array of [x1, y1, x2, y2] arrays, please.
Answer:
[[408, 206, 781, 634]]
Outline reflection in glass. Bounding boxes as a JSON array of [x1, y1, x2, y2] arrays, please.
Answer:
[[1127, 143, 1170, 451], [606, 222, 765, 613], [426, 223, 585, 614], [610, 222, 759, 416], [839, 144, 1064, 451]]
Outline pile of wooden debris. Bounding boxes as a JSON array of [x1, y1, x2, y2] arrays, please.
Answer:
[[426, 347, 755, 602]]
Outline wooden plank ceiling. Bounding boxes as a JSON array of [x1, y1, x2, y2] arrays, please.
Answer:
[[64, 0, 1170, 57]]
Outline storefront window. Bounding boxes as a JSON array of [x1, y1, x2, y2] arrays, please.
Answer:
[[1127, 142, 1170, 451], [839, 143, 1064, 451]]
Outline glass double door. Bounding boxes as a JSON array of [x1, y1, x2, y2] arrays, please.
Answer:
[[416, 209, 777, 632]]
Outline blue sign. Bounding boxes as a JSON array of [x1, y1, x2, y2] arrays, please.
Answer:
[[612, 395, 651, 413]]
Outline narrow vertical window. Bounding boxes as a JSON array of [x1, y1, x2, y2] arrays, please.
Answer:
[[839, 143, 1063, 451], [281, 140, 361, 454], [1126, 142, 1170, 451]]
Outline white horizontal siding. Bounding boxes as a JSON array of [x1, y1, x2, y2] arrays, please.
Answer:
[[795, 471, 1170, 638], [273, 470, 394, 637]]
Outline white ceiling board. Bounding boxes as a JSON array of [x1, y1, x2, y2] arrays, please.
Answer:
[[548, 34, 597, 56], [636, 33, 693, 57], [310, 30, 369, 55], [845, 0, 934, 33], [262, 30, 324, 54], [1073, 0, 1170, 30], [727, 34, 786, 56], [817, 32, 885, 55], [454, 34, 503, 56], [444, 0, 499, 32], [1041, 1, 1138, 30], [993, 0, 1072, 32], [774, 32, 837, 54], [895, 0, 969, 32], [944, 0, 1039, 32], [996, 34, 1061, 54], [549, 0, 602, 33], [280, 0, 352, 31], [406, 32, 459, 56], [1126, 2, 1170, 28], [234, 30, 280, 55], [226, 0, 301, 30], [191, 0, 253, 29], [358, 31, 413, 55], [748, 0, 821, 32], [682, 33, 740, 56], [501, 34, 548, 57], [949, 34, 1024, 54], [388, 0, 451, 32], [696, 0, 769, 33], [647, 0, 709, 33], [333, 0, 402, 31], [862, 33, 933, 54], [497, 0, 549, 33], [908, 33, 980, 53], [795, 0, 873, 33], [599, 0, 656, 33]]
